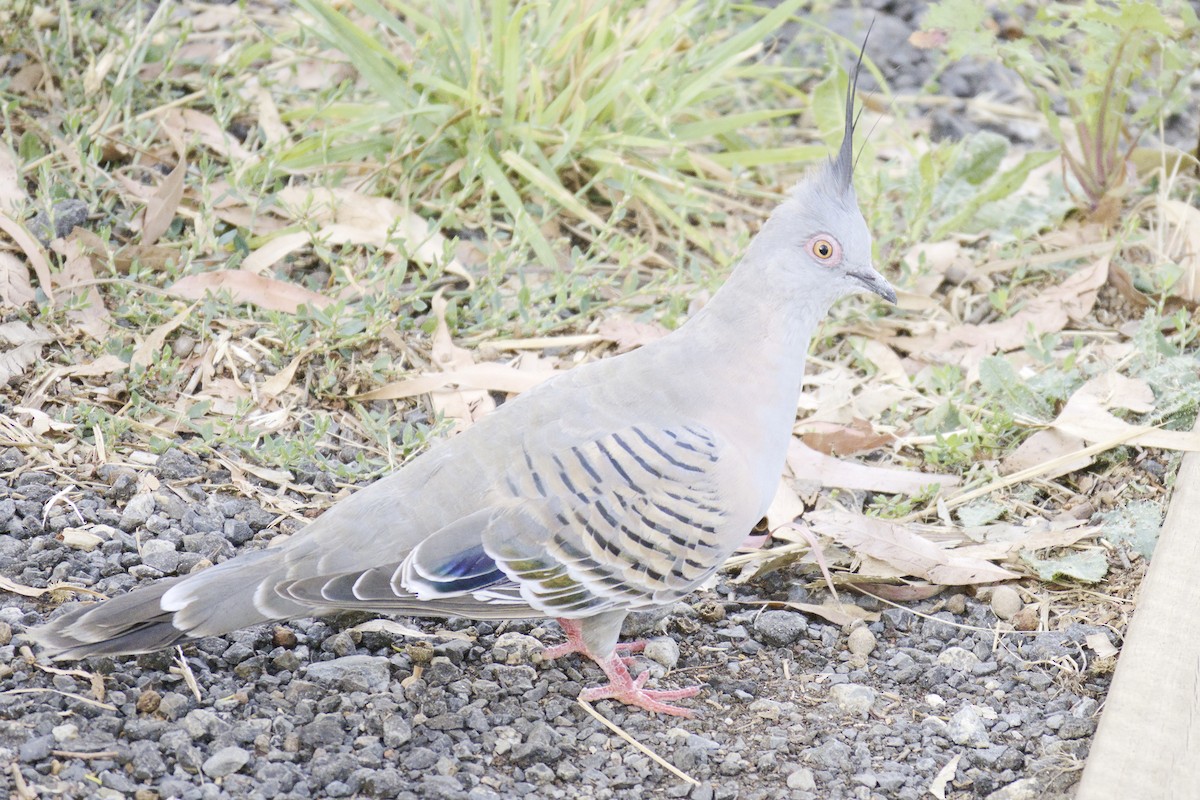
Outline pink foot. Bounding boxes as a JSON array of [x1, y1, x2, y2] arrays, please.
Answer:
[[580, 654, 701, 717], [543, 618, 700, 717]]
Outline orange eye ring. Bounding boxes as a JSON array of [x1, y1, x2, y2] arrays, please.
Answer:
[[806, 235, 841, 264]]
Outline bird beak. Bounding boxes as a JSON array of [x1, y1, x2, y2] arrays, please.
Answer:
[[848, 267, 897, 304]]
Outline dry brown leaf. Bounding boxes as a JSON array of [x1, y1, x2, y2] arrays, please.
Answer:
[[1049, 371, 1200, 451], [428, 292, 495, 430], [909, 29, 948, 49], [800, 418, 895, 456], [784, 600, 879, 626], [901, 239, 965, 297], [213, 204, 288, 236], [1159, 199, 1200, 302], [766, 479, 807, 530], [1000, 427, 1092, 476], [71, 228, 178, 273], [276, 187, 473, 286], [248, 79, 289, 145], [858, 338, 910, 386], [241, 231, 310, 275], [277, 187, 446, 263], [897, 254, 1110, 366], [1006, 370, 1200, 471], [53, 354, 126, 379], [354, 363, 557, 402], [951, 519, 1098, 563], [261, 345, 317, 400], [0, 321, 52, 346], [0, 321, 51, 384], [347, 619, 475, 641], [596, 315, 669, 354], [808, 508, 1019, 585], [1106, 262, 1153, 311], [161, 108, 254, 164], [849, 582, 945, 602], [132, 303, 196, 369], [788, 439, 959, 494], [52, 237, 111, 340], [138, 157, 187, 246], [0, 575, 105, 600], [15, 406, 75, 435], [928, 753, 961, 800], [167, 270, 331, 313], [0, 342, 43, 384], [0, 251, 35, 306], [0, 211, 55, 304]]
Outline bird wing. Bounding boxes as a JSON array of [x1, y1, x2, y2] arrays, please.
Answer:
[[276, 421, 746, 619]]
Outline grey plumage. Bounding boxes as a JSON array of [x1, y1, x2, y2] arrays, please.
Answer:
[[31, 37, 893, 715]]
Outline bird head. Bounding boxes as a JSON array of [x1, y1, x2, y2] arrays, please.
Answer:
[[752, 33, 896, 310]]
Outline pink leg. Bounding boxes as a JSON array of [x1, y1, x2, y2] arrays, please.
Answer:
[[541, 618, 644, 662], [542, 618, 700, 717]]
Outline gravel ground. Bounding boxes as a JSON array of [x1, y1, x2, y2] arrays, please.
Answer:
[[0, 2, 1151, 798], [0, 444, 1111, 800]]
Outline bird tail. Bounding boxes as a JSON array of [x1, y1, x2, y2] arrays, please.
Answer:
[[29, 549, 301, 660]]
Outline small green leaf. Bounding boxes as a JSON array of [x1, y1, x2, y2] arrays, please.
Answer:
[[1098, 500, 1163, 560], [956, 499, 1006, 528], [1021, 549, 1108, 584]]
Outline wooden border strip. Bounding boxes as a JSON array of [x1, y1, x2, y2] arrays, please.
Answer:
[[1076, 424, 1200, 799]]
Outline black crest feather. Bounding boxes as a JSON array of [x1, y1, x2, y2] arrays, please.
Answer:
[[831, 23, 873, 192]]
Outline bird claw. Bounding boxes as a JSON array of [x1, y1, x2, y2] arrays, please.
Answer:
[[579, 681, 701, 717], [544, 617, 701, 715]]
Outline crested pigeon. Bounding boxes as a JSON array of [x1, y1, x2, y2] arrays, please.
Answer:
[[31, 44, 894, 717]]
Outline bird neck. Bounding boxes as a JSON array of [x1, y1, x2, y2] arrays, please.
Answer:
[[681, 254, 828, 370]]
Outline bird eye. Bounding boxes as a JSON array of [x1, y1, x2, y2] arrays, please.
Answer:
[[806, 235, 841, 264]]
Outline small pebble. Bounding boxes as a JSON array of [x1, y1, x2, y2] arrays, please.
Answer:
[[273, 626, 298, 648], [948, 705, 991, 748], [1012, 606, 1039, 631], [643, 636, 680, 670], [938, 646, 981, 672], [136, 689, 161, 714], [202, 746, 250, 778], [991, 586, 1023, 620], [847, 626, 876, 656], [493, 632, 543, 665], [945, 593, 967, 614], [786, 768, 816, 790], [829, 683, 876, 716], [52, 723, 78, 743]]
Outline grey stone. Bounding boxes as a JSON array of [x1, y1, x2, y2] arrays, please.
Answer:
[[119, 493, 156, 531], [202, 746, 250, 778], [805, 738, 851, 769], [786, 767, 816, 790], [383, 715, 412, 748], [305, 655, 391, 693], [419, 775, 468, 800], [753, 610, 806, 646], [830, 683, 876, 716], [643, 636, 680, 670], [938, 646, 981, 672], [948, 706, 991, 748], [157, 448, 204, 480], [985, 778, 1042, 800]]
